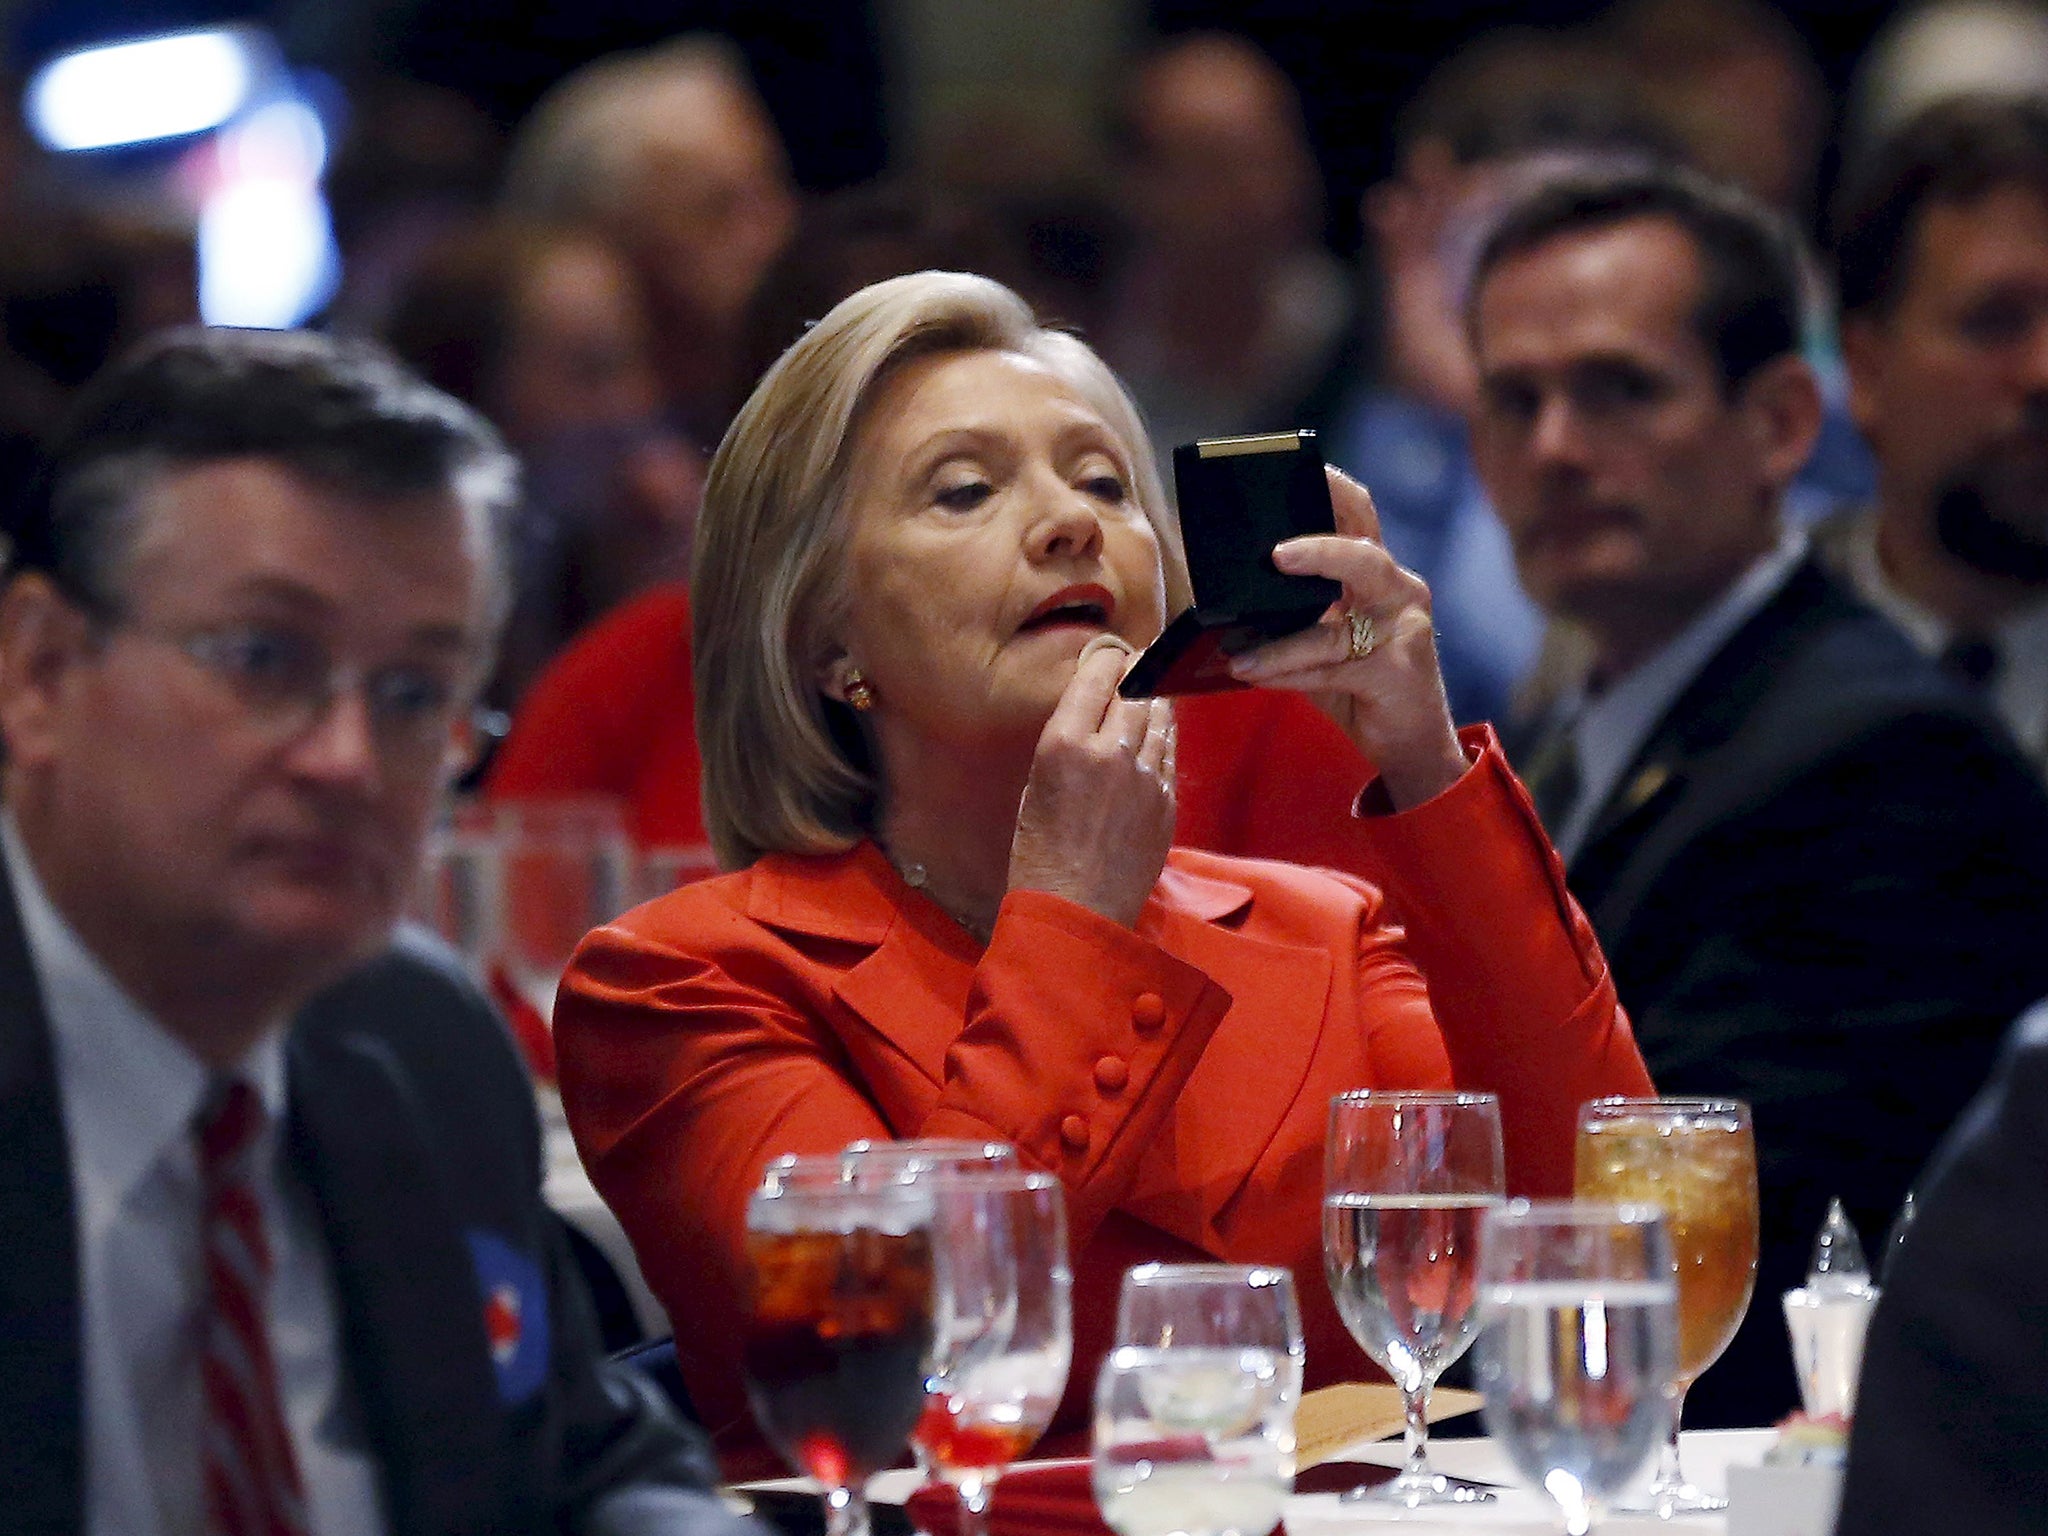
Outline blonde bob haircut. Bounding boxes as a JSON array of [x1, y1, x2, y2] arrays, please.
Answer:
[[694, 269, 1187, 871]]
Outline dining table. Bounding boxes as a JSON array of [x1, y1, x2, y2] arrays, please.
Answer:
[[735, 1426, 1785, 1536]]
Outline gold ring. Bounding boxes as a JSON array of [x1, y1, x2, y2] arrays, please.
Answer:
[[1346, 610, 1380, 662]]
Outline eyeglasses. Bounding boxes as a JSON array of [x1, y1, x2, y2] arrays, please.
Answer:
[[98, 613, 501, 777]]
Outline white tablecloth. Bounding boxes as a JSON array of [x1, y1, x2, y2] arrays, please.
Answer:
[[1285, 1428, 1777, 1533], [764, 1429, 1780, 1534]]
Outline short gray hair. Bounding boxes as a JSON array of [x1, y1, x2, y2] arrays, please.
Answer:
[[14, 326, 518, 631], [693, 270, 1183, 870], [501, 35, 760, 226]]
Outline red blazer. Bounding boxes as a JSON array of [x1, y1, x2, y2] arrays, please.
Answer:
[[555, 732, 1650, 1478]]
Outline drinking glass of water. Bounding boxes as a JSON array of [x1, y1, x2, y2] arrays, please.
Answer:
[[920, 1170, 1072, 1536], [1474, 1201, 1679, 1536], [1322, 1089, 1504, 1505], [1093, 1264, 1301, 1536]]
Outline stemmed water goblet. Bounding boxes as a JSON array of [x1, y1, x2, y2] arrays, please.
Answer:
[[740, 1155, 939, 1536], [833, 1139, 1020, 1489], [1574, 1098, 1758, 1515], [1474, 1200, 1680, 1536], [1092, 1264, 1302, 1536], [918, 1169, 1073, 1536], [1322, 1089, 1504, 1506]]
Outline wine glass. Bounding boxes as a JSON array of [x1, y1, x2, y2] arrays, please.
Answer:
[[1094, 1265, 1301, 1536], [1474, 1201, 1679, 1536], [920, 1170, 1073, 1536], [1574, 1097, 1757, 1515], [1322, 1089, 1504, 1506], [494, 796, 635, 1020], [833, 1139, 1021, 1487], [841, 1138, 1018, 1180], [740, 1155, 939, 1536], [1115, 1263, 1306, 1397]]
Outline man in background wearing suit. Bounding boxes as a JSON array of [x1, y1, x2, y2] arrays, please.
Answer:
[[1466, 165, 2048, 1428], [0, 327, 749, 1536], [1817, 95, 2048, 780]]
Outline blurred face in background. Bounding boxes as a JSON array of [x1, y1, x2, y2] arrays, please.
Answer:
[[1125, 36, 1318, 261], [1471, 216, 1814, 659], [493, 234, 664, 445], [618, 74, 796, 349], [1845, 182, 2048, 581]]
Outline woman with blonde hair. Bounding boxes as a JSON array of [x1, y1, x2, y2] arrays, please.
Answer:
[[555, 270, 1650, 1475]]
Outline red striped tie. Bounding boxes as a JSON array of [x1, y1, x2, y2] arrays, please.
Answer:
[[196, 1079, 311, 1536]]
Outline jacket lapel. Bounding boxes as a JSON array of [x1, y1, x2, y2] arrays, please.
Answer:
[[0, 853, 82, 1536], [286, 1026, 516, 1536], [1124, 869, 1331, 1247], [748, 846, 1332, 1252], [1572, 558, 1840, 924]]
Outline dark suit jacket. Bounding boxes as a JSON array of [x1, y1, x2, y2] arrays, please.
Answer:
[[0, 861, 734, 1536], [1837, 999, 2048, 1535], [1515, 555, 2048, 1428]]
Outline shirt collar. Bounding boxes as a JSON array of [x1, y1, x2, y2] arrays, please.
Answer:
[[1838, 509, 1952, 652], [3, 814, 289, 1208], [1553, 526, 1808, 861]]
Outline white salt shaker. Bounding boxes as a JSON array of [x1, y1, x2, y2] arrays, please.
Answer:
[[1781, 1199, 1879, 1417]]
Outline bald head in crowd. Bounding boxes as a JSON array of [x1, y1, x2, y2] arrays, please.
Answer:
[[503, 37, 796, 435]]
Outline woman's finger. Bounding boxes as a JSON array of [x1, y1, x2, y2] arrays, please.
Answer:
[[1047, 640, 1129, 737], [1101, 694, 1153, 750], [1271, 530, 1407, 590], [1136, 697, 1176, 781], [1230, 599, 1398, 681], [1326, 464, 1385, 543]]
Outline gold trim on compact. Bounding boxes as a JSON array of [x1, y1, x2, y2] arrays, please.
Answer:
[[1194, 431, 1310, 459]]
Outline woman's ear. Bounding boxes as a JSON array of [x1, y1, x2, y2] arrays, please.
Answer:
[[817, 650, 860, 705]]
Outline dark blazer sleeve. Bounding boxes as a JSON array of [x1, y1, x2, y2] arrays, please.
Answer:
[[294, 929, 750, 1536], [1602, 704, 2048, 1426], [1837, 1000, 2048, 1536]]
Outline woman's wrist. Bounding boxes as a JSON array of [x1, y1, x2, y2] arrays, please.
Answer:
[[1373, 728, 1473, 811]]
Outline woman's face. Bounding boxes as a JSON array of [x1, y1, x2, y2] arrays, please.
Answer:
[[831, 347, 1167, 751]]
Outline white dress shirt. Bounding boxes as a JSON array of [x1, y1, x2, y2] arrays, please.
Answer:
[[4, 820, 387, 1536], [1549, 528, 1811, 863], [1832, 508, 2048, 772]]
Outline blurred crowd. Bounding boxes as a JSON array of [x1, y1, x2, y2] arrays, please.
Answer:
[[4, 0, 2041, 721]]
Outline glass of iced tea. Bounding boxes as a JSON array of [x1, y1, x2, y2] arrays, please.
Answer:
[[742, 1156, 939, 1536], [1574, 1098, 1758, 1515]]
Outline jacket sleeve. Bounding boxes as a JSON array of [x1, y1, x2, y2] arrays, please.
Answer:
[[1836, 1004, 2048, 1536], [552, 883, 1234, 1471], [1337, 725, 1653, 1195]]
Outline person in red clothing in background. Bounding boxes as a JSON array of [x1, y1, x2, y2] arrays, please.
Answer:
[[546, 270, 1651, 1477], [488, 573, 1389, 868]]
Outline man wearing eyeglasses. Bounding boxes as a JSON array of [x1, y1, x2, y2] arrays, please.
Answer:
[[0, 328, 749, 1536]]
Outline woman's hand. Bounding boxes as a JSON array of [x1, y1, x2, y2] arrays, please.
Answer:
[[1008, 640, 1176, 928], [1227, 466, 1469, 810]]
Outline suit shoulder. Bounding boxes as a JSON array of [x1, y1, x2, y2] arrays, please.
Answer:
[[295, 924, 525, 1085], [1738, 595, 2028, 778]]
